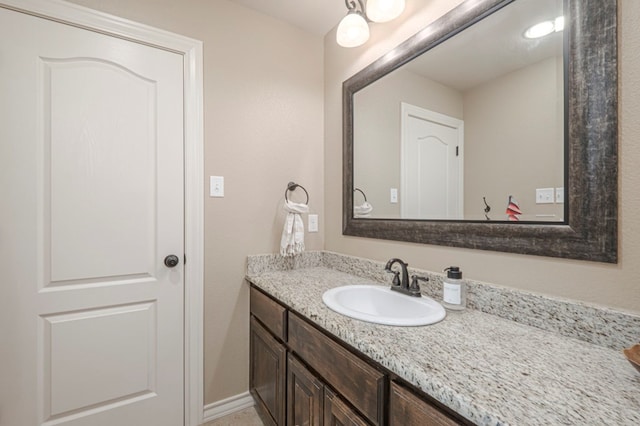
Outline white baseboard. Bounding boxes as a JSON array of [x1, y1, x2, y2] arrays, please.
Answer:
[[202, 391, 255, 423]]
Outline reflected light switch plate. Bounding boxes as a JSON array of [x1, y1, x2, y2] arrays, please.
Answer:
[[390, 188, 398, 204]]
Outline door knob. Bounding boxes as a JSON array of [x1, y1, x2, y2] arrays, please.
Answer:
[[164, 255, 180, 268]]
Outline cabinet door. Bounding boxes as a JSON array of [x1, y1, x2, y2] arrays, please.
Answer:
[[324, 388, 368, 426], [250, 317, 287, 426], [288, 354, 324, 426], [389, 381, 463, 426]]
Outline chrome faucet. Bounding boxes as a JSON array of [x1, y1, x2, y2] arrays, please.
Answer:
[[384, 258, 425, 297]]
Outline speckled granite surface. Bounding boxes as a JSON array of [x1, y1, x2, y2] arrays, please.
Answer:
[[249, 251, 640, 351], [246, 252, 640, 426]]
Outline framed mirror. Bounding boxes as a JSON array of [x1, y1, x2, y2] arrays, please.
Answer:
[[343, 0, 617, 262]]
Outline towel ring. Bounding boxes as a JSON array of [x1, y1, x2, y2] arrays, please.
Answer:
[[483, 196, 491, 213], [285, 181, 309, 205], [354, 188, 367, 202]]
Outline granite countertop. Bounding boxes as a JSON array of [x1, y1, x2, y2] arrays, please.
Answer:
[[246, 266, 640, 426]]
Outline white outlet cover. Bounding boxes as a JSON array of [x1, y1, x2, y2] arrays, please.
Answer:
[[536, 188, 554, 204], [308, 214, 319, 232], [555, 187, 565, 203]]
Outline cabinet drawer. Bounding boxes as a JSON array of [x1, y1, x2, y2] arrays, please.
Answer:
[[389, 381, 463, 426], [250, 286, 287, 341], [288, 313, 385, 426]]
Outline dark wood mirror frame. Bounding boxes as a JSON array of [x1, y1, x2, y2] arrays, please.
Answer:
[[343, 0, 617, 263]]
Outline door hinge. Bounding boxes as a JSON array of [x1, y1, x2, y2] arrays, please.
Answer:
[[184, 254, 187, 265], [456, 146, 459, 157]]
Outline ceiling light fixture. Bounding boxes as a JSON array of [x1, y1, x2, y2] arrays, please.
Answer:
[[337, 1, 370, 48], [336, 0, 405, 48], [524, 16, 565, 39]]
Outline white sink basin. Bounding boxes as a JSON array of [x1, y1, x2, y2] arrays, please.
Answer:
[[322, 284, 446, 326]]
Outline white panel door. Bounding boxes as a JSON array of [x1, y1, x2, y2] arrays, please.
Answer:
[[0, 6, 184, 426], [401, 103, 464, 220]]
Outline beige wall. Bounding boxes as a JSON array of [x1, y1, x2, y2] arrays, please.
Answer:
[[325, 0, 640, 314], [463, 55, 564, 221], [67, 0, 325, 405]]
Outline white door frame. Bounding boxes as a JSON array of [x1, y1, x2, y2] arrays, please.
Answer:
[[0, 1, 204, 425], [400, 102, 464, 219]]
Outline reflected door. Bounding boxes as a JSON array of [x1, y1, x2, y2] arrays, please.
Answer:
[[401, 103, 464, 219], [0, 6, 184, 426]]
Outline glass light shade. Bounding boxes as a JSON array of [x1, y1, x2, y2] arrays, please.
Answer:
[[336, 12, 370, 48], [366, 0, 405, 23]]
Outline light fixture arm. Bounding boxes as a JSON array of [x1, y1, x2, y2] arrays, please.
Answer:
[[345, 0, 369, 20], [345, 0, 365, 12]]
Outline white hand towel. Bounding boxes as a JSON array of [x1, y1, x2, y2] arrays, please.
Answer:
[[354, 201, 373, 218], [280, 200, 309, 257]]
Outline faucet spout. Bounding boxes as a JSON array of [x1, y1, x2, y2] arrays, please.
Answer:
[[385, 258, 422, 297], [384, 258, 409, 291]]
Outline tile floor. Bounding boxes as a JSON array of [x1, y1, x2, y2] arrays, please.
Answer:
[[201, 406, 264, 426]]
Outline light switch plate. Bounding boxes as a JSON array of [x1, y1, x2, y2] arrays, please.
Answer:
[[555, 187, 564, 204], [210, 176, 224, 197]]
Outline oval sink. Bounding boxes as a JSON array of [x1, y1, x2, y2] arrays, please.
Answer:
[[322, 284, 446, 326]]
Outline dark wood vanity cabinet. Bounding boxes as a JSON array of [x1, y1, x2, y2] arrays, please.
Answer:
[[249, 285, 467, 426], [389, 381, 461, 426], [250, 287, 288, 426], [288, 313, 385, 425], [324, 388, 369, 426], [286, 350, 373, 426], [250, 316, 286, 426], [287, 353, 324, 426]]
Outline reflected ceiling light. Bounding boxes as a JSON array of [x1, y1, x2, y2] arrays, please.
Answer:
[[336, 0, 405, 48], [366, 0, 405, 23], [524, 16, 565, 39]]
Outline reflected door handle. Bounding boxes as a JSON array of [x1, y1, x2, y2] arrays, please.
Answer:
[[164, 255, 180, 268]]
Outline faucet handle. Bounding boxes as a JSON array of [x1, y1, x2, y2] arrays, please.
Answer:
[[409, 275, 429, 296], [387, 270, 401, 287]]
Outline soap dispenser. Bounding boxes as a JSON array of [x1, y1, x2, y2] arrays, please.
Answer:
[[442, 266, 466, 311]]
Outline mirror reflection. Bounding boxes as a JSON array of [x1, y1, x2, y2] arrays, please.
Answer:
[[353, 0, 564, 222]]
